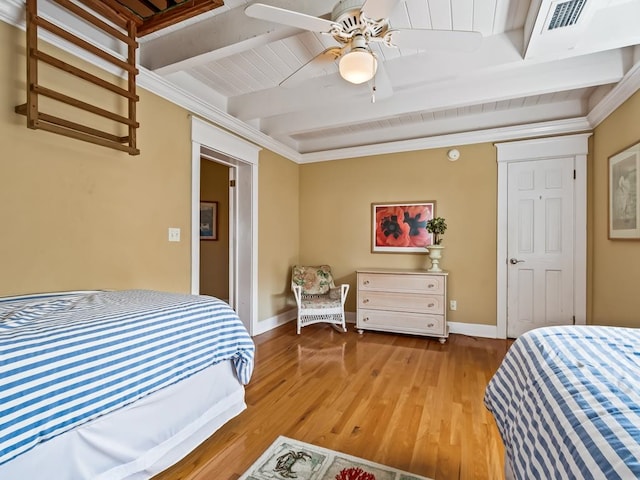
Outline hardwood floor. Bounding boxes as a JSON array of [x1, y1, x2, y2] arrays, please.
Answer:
[[153, 324, 511, 480]]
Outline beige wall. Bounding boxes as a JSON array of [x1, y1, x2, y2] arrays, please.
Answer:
[[591, 89, 640, 327], [0, 22, 192, 295], [4, 17, 640, 329], [298, 92, 640, 329], [299, 144, 498, 325], [200, 160, 229, 300], [257, 150, 300, 322], [0, 21, 300, 323]]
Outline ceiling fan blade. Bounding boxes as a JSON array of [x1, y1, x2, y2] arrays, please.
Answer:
[[280, 48, 342, 88], [386, 29, 482, 52], [245, 3, 339, 34], [361, 0, 401, 21]]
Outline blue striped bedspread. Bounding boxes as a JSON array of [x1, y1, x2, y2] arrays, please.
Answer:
[[0, 289, 255, 466], [484, 326, 640, 480]]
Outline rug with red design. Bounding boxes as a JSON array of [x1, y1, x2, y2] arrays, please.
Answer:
[[239, 436, 433, 480]]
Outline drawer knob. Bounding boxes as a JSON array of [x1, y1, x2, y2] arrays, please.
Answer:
[[363, 317, 369, 322], [428, 303, 435, 308], [363, 280, 370, 285], [427, 284, 435, 288], [362, 298, 369, 304], [427, 323, 435, 328]]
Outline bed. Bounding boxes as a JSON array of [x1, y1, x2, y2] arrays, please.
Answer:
[[484, 325, 640, 480], [0, 289, 255, 480]]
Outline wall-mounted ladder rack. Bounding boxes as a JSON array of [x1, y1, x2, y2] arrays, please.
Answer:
[[15, 0, 140, 155]]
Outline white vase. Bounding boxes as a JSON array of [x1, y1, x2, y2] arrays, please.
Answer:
[[426, 245, 445, 272]]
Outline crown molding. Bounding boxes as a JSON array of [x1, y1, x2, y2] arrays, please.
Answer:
[[0, 1, 23, 24], [587, 61, 640, 127], [136, 70, 301, 162], [297, 118, 593, 163]]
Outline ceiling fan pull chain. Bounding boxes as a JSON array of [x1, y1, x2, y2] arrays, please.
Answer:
[[371, 56, 378, 103]]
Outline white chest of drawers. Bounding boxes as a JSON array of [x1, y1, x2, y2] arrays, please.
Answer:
[[356, 268, 449, 343]]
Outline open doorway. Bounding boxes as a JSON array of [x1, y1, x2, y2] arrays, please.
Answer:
[[199, 159, 231, 303], [190, 117, 260, 335]]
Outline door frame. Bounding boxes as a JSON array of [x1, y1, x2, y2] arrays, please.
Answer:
[[495, 133, 590, 339], [190, 116, 261, 335]]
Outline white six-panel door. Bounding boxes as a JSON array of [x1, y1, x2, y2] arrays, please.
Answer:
[[507, 157, 575, 337], [495, 134, 589, 339]]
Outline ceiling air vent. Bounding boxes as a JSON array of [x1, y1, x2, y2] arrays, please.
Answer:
[[547, 0, 587, 30]]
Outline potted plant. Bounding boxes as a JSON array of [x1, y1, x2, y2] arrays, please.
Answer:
[[426, 217, 447, 245], [425, 217, 447, 272]]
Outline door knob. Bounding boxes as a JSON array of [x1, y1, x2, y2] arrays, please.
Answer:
[[509, 258, 525, 265]]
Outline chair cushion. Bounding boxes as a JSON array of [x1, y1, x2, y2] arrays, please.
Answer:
[[301, 296, 342, 309], [292, 265, 333, 295]]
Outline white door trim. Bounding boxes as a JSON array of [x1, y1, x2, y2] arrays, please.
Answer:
[[190, 116, 261, 335], [495, 133, 590, 339]]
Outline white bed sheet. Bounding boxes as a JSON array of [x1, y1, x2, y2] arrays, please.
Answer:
[[0, 359, 245, 480]]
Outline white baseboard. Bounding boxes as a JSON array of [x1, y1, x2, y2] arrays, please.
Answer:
[[448, 321, 498, 339], [256, 309, 497, 339], [254, 309, 296, 336]]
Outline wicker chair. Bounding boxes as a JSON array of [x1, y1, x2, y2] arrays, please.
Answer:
[[291, 265, 349, 334]]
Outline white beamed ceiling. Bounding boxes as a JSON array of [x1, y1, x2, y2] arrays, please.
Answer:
[[3, 0, 640, 162]]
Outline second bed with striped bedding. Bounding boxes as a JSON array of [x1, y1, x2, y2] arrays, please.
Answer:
[[484, 325, 640, 480]]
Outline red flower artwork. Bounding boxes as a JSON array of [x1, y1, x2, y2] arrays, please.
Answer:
[[335, 467, 376, 480], [374, 203, 433, 249]]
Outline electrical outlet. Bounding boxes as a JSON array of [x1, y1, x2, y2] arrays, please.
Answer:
[[450, 300, 457, 311], [168, 227, 181, 242]]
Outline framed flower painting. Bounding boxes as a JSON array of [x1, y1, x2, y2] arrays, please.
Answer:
[[372, 201, 435, 253]]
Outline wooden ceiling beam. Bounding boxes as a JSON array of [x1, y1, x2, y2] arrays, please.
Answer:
[[74, 0, 133, 29], [137, 0, 224, 36], [91, 0, 143, 26], [147, 0, 168, 11], [54, 0, 137, 46], [115, 0, 155, 19], [67, 0, 225, 38]]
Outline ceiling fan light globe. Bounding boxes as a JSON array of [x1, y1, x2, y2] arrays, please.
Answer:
[[339, 50, 377, 84]]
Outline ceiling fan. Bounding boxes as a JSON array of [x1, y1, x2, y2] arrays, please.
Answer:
[[245, 0, 482, 93]]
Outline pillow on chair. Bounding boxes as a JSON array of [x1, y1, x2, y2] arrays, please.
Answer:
[[292, 265, 333, 295]]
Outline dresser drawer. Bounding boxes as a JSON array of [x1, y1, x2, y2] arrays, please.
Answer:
[[359, 273, 444, 294], [358, 291, 444, 314], [357, 309, 444, 335]]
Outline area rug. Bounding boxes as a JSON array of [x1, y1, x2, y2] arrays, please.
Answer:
[[239, 436, 433, 480]]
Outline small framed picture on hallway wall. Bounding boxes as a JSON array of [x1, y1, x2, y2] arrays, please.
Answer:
[[609, 140, 640, 240], [200, 201, 218, 240]]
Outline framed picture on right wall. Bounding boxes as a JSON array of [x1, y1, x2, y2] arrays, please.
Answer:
[[609, 140, 640, 239]]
